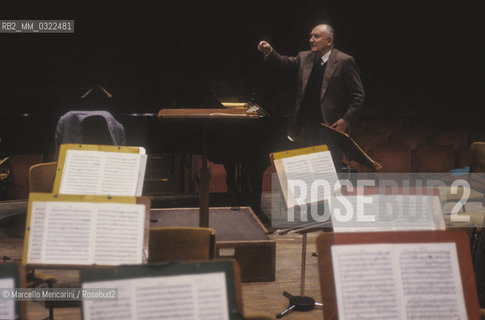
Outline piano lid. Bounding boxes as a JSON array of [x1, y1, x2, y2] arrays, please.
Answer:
[[160, 65, 224, 109]]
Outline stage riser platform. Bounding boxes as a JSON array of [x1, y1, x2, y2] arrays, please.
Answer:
[[150, 207, 276, 282]]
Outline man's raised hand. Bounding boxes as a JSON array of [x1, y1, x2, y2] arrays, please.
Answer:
[[257, 41, 272, 56]]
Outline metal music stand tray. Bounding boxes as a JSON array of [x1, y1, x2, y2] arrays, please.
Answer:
[[321, 123, 382, 173]]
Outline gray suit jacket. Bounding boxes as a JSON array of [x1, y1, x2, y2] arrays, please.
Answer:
[[267, 48, 365, 136]]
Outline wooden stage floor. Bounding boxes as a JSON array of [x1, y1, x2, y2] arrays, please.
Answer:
[[1, 214, 326, 320]]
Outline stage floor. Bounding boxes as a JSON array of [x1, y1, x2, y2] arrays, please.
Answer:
[[1, 212, 325, 320]]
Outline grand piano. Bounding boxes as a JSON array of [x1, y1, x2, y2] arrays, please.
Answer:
[[0, 77, 290, 213]]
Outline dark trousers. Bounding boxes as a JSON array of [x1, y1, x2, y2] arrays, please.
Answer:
[[301, 122, 343, 172]]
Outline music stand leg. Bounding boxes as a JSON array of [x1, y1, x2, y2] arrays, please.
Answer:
[[276, 233, 323, 318], [199, 126, 210, 228], [345, 156, 352, 180], [300, 232, 307, 296]]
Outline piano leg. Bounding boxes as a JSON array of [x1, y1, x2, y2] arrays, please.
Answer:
[[199, 131, 210, 228]]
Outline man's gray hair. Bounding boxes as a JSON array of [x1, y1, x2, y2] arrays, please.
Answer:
[[313, 24, 335, 40], [325, 24, 335, 37]]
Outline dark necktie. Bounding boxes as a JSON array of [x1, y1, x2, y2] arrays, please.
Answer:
[[320, 59, 326, 69]]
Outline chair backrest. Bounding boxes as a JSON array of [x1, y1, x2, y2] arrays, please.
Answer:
[[414, 144, 455, 172], [470, 142, 485, 172], [81, 115, 113, 145], [55, 111, 126, 158], [148, 227, 216, 262], [369, 144, 412, 172], [29, 162, 57, 193]]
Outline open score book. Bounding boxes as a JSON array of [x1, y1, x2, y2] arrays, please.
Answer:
[[54, 144, 147, 197], [23, 193, 149, 267], [80, 260, 239, 320], [316, 231, 480, 320], [332, 242, 466, 319], [271, 145, 339, 210]]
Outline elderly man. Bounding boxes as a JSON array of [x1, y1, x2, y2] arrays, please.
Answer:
[[258, 24, 364, 169]]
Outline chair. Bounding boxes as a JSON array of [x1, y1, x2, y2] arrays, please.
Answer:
[[29, 162, 56, 193], [441, 142, 485, 211], [81, 115, 114, 145], [444, 211, 485, 230], [470, 142, 485, 172], [431, 129, 470, 168], [414, 144, 455, 172], [352, 129, 389, 154], [388, 128, 435, 150], [369, 144, 412, 172], [25, 268, 56, 289], [148, 227, 216, 262], [431, 129, 470, 151], [8, 154, 44, 199], [54, 110, 126, 158], [0, 156, 10, 200]]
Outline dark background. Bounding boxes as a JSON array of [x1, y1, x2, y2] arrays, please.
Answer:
[[0, 0, 483, 124]]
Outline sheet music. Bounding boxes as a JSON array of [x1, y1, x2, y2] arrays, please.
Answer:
[[94, 204, 146, 265], [27, 201, 145, 265], [308, 152, 338, 201], [59, 149, 146, 196], [280, 150, 338, 208], [331, 242, 467, 320], [136, 154, 147, 197], [84, 279, 134, 319], [59, 150, 103, 195], [331, 194, 445, 232], [83, 272, 229, 320], [0, 278, 15, 320]]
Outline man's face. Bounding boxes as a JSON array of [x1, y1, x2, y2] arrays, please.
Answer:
[[309, 26, 333, 56]]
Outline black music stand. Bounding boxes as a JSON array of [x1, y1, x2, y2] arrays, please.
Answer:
[[321, 123, 382, 173], [274, 127, 382, 317]]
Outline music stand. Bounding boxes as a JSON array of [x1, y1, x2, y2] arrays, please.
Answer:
[[321, 123, 382, 173], [270, 146, 335, 318], [316, 230, 481, 319], [274, 222, 331, 318], [272, 131, 381, 317]]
